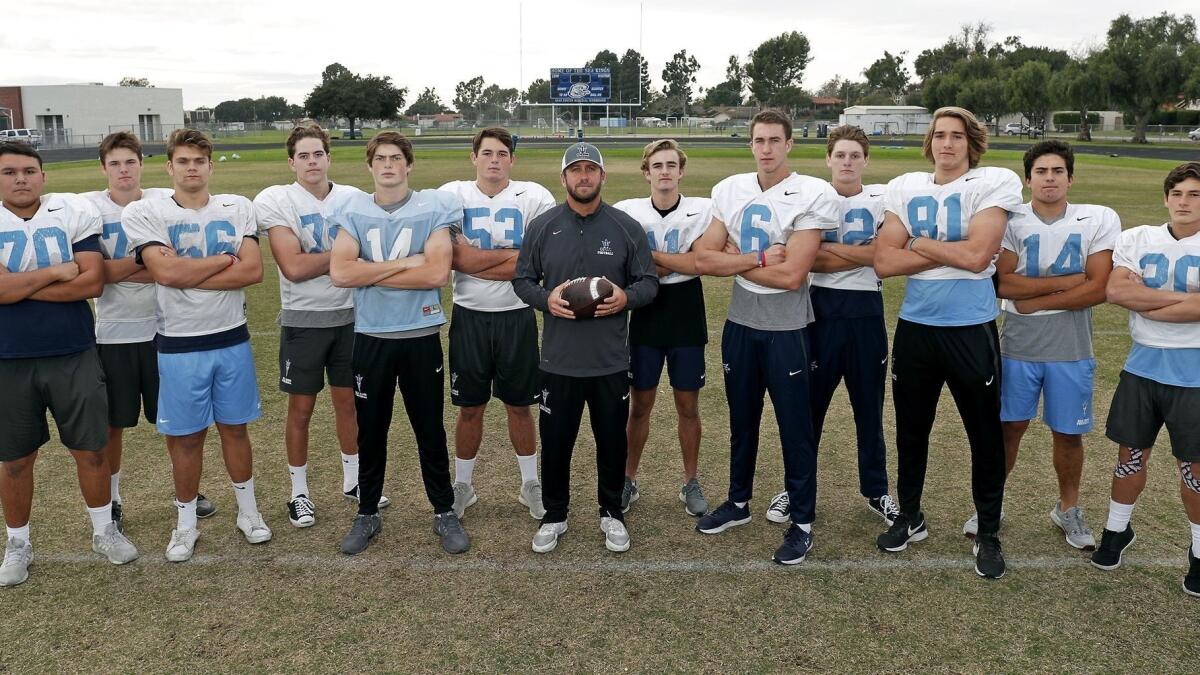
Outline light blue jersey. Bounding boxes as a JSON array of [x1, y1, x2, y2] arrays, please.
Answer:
[[327, 189, 462, 334]]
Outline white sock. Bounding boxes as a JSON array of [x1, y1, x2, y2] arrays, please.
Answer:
[[1190, 521, 1200, 558], [341, 452, 359, 493], [516, 453, 538, 483], [110, 470, 122, 504], [86, 503, 113, 536], [288, 464, 309, 499], [456, 457, 476, 485], [796, 522, 812, 533], [232, 477, 259, 515], [1105, 499, 1135, 533], [7, 524, 30, 543], [734, 501, 748, 509], [176, 498, 198, 531]]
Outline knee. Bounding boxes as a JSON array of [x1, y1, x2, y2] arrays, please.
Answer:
[[1114, 447, 1146, 479], [504, 404, 532, 421], [629, 400, 654, 420], [1181, 461, 1200, 494], [3, 455, 34, 479], [74, 450, 106, 470], [675, 398, 700, 421], [459, 405, 486, 423]]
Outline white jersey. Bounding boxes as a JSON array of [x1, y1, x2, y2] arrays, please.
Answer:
[[81, 187, 174, 343], [613, 195, 711, 285], [123, 195, 257, 338], [810, 184, 886, 292], [1112, 223, 1200, 349], [437, 180, 555, 311], [1001, 202, 1120, 316], [711, 172, 839, 294], [254, 182, 356, 313], [885, 166, 1023, 281], [0, 193, 101, 271]]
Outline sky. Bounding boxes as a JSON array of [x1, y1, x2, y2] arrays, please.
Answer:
[[2, 1, 1195, 109]]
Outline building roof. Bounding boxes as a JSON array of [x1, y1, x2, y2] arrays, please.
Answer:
[[843, 105, 929, 114]]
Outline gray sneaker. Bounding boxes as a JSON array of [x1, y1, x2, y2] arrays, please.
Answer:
[[340, 514, 382, 555], [1050, 503, 1096, 550], [196, 493, 216, 519], [452, 481, 477, 518], [621, 477, 640, 514], [532, 521, 568, 553], [433, 512, 470, 554], [519, 480, 546, 519], [92, 522, 139, 564], [963, 510, 1006, 539], [600, 516, 630, 552], [679, 478, 708, 517], [0, 538, 32, 587]]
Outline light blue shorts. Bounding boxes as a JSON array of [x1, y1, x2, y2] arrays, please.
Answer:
[[156, 341, 261, 436], [1000, 356, 1095, 434]]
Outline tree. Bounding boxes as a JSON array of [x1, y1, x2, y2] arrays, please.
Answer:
[[662, 50, 701, 116], [305, 64, 407, 135], [214, 98, 256, 123], [703, 56, 747, 108], [616, 49, 652, 104], [585, 50, 621, 73], [1052, 54, 1108, 141], [254, 96, 290, 121], [1005, 60, 1053, 130], [772, 86, 812, 118], [523, 78, 551, 104], [746, 31, 813, 107], [453, 76, 486, 121], [479, 85, 520, 122], [405, 87, 445, 116], [863, 51, 910, 103], [956, 77, 1008, 128], [119, 77, 151, 87], [922, 73, 961, 111], [1098, 12, 1199, 143]]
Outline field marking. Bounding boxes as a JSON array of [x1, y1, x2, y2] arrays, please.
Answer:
[[37, 552, 1185, 573]]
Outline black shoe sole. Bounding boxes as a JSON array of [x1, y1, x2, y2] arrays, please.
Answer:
[[877, 528, 928, 553]]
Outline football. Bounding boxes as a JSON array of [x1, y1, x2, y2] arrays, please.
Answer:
[[560, 276, 614, 318]]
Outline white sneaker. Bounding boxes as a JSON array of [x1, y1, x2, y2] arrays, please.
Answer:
[[236, 511, 273, 544], [343, 486, 390, 509], [532, 521, 568, 553], [165, 527, 200, 562], [600, 517, 630, 553], [0, 537, 32, 587], [452, 481, 477, 518], [518, 480, 546, 519], [766, 491, 790, 524], [92, 522, 139, 565], [963, 510, 1006, 539]]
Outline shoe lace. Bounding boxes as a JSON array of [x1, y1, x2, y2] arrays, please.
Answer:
[[292, 498, 315, 517], [879, 494, 899, 515], [439, 514, 465, 537], [771, 494, 789, 511], [683, 481, 704, 499], [3, 540, 26, 565]]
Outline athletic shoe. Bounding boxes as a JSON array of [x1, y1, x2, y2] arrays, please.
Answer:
[[621, 477, 640, 514], [696, 500, 751, 534], [962, 510, 1006, 539], [600, 516, 630, 552], [1090, 526, 1136, 570], [452, 481, 477, 518], [766, 491, 790, 524], [236, 511, 272, 544], [165, 527, 200, 562], [196, 494, 216, 519], [1184, 547, 1200, 598], [867, 494, 900, 527], [92, 522, 139, 565], [112, 500, 124, 533], [288, 495, 316, 528], [343, 486, 391, 509], [532, 521, 568, 553], [0, 538, 32, 587], [773, 524, 813, 565], [1049, 503, 1096, 550], [340, 514, 381, 555], [433, 512, 470, 554], [973, 534, 1006, 579], [518, 480, 546, 520], [679, 478, 708, 517], [877, 512, 928, 552]]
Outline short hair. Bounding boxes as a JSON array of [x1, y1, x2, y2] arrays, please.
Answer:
[[166, 128, 213, 160], [1023, 140, 1074, 179], [1164, 162, 1200, 196], [922, 107, 988, 168], [0, 140, 42, 168], [366, 131, 414, 165], [98, 131, 143, 163], [750, 110, 792, 141], [472, 127, 514, 155], [640, 138, 688, 173], [826, 125, 869, 157], [286, 124, 331, 158]]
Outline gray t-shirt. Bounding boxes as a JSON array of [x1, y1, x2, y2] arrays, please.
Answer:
[[726, 282, 814, 331], [1000, 310, 1094, 361], [279, 308, 354, 329]]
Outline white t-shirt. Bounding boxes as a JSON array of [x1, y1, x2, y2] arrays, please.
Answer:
[[613, 195, 712, 285], [1112, 223, 1200, 350], [810, 183, 886, 292]]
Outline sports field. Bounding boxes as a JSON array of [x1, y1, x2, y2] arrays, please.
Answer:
[[5, 143, 1196, 672]]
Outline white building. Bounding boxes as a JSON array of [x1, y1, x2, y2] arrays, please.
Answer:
[[14, 84, 183, 146], [839, 105, 932, 135]]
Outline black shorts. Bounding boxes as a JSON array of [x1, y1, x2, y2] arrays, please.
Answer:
[[448, 305, 539, 407], [0, 349, 108, 460], [1106, 370, 1200, 462], [98, 341, 158, 428], [279, 323, 355, 395], [629, 344, 705, 391]]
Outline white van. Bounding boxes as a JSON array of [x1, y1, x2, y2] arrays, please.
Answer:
[[0, 128, 43, 148]]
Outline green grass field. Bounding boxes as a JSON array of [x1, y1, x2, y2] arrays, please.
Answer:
[[4, 144, 1196, 672]]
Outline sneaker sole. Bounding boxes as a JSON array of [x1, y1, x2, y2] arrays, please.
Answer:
[[0, 571, 29, 587], [518, 494, 546, 520], [289, 517, 316, 528], [972, 543, 1006, 579], [697, 515, 751, 535], [1090, 532, 1137, 571], [165, 547, 196, 563], [93, 544, 138, 565], [679, 492, 706, 517], [765, 510, 790, 524], [878, 528, 928, 553], [773, 541, 812, 565], [241, 531, 273, 545], [1183, 580, 1200, 598], [1048, 508, 1095, 551], [532, 525, 566, 554], [604, 537, 630, 553]]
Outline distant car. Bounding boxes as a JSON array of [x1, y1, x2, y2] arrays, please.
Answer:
[[0, 128, 43, 148], [1004, 123, 1024, 136], [1189, 128, 1200, 141]]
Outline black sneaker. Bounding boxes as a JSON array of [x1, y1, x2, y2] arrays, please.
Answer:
[[340, 513, 382, 555], [1183, 547, 1200, 598], [1090, 526, 1136, 571], [973, 534, 1006, 579], [196, 493, 217, 519], [772, 524, 813, 565], [287, 495, 316, 528], [876, 512, 928, 552], [696, 500, 751, 534], [867, 494, 899, 527], [112, 500, 124, 533]]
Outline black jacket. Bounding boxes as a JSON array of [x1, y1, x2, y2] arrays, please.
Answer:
[[513, 201, 658, 377]]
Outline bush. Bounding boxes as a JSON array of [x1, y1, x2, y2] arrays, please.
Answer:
[[1052, 112, 1100, 125]]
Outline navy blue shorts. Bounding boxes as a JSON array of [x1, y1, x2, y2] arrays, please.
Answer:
[[629, 344, 705, 391]]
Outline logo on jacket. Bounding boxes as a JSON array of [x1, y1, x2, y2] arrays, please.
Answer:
[[597, 239, 613, 256]]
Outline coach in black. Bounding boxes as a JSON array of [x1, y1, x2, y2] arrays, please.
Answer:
[[513, 142, 658, 554]]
